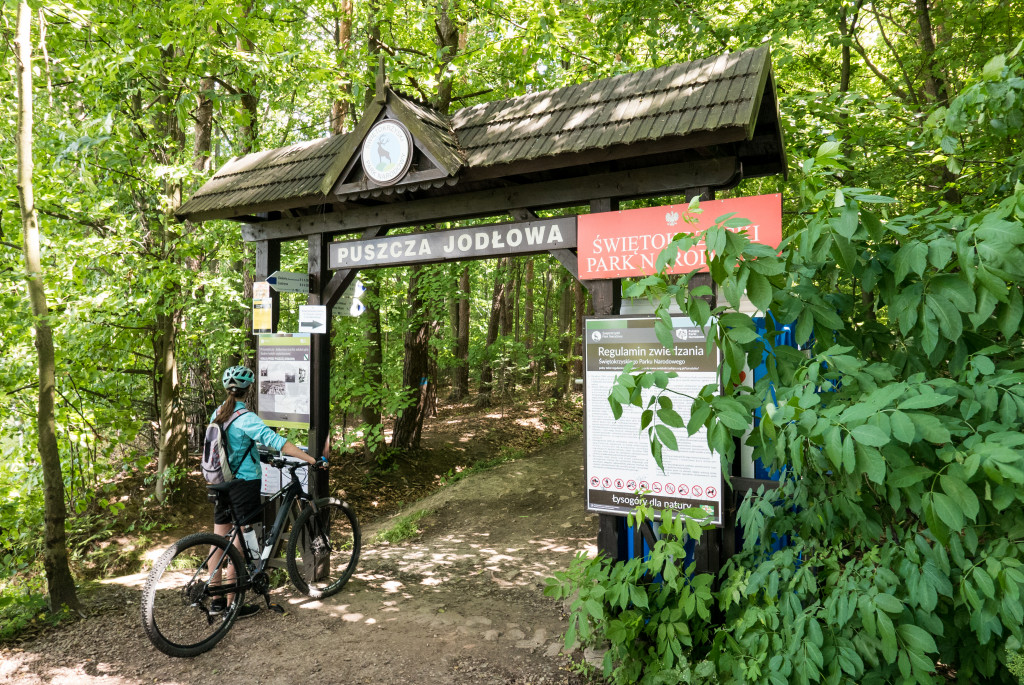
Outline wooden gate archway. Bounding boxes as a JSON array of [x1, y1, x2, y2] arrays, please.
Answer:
[[177, 45, 787, 564]]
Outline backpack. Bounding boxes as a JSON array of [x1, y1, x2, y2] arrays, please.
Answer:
[[202, 409, 250, 485]]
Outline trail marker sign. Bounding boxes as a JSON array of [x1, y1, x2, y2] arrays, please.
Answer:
[[267, 271, 310, 294]]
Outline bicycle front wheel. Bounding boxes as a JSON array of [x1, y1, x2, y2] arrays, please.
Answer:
[[140, 532, 248, 657], [287, 498, 360, 599]]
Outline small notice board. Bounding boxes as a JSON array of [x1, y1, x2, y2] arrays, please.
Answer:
[[585, 316, 723, 525], [257, 334, 311, 429], [260, 456, 311, 497]]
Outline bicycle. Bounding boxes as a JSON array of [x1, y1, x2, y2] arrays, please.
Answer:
[[140, 456, 360, 657]]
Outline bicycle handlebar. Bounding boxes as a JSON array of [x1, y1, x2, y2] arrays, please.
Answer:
[[267, 456, 311, 470]]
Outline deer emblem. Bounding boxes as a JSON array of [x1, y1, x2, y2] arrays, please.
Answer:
[[376, 135, 392, 167]]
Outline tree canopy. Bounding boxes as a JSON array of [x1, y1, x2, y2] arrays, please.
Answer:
[[2, 0, 1023, 679]]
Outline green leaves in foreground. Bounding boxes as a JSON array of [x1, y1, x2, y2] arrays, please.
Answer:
[[599, 55, 1024, 684], [545, 504, 717, 685]]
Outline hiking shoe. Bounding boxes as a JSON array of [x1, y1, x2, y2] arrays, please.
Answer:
[[235, 603, 261, 619], [210, 598, 227, 614]]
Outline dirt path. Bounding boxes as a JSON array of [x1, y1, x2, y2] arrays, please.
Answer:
[[1, 438, 598, 685]]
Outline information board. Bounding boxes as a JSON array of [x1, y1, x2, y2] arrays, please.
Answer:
[[260, 456, 311, 496], [257, 334, 311, 429], [585, 316, 723, 525]]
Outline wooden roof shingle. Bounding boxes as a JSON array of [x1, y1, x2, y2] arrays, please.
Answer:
[[177, 45, 783, 222]]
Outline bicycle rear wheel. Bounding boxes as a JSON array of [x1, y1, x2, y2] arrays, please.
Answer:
[[140, 532, 248, 657], [286, 498, 360, 599]]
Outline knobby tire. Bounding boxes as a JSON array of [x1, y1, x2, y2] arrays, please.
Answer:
[[140, 532, 248, 658], [286, 498, 360, 599]]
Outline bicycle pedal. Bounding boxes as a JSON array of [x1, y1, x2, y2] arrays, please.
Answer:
[[267, 602, 286, 614]]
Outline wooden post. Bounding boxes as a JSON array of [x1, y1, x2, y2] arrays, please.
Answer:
[[309, 234, 332, 500], [253, 239, 281, 414], [254, 239, 281, 332], [584, 198, 627, 561], [682, 187, 727, 578]]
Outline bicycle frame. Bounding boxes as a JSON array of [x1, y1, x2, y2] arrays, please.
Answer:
[[204, 462, 317, 600]]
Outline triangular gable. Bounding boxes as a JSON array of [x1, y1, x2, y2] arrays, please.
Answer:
[[324, 90, 464, 199]]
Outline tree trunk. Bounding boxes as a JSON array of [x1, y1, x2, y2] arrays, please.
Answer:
[[193, 76, 215, 172], [151, 46, 187, 503], [478, 259, 505, 401], [153, 311, 187, 503], [360, 273, 384, 463], [912, 0, 961, 205], [392, 266, 432, 450], [431, 0, 460, 113], [553, 273, 573, 397], [572, 280, 585, 387], [15, 0, 81, 614], [451, 266, 470, 400], [542, 266, 555, 374], [498, 259, 514, 396], [330, 0, 353, 134], [524, 258, 537, 391]]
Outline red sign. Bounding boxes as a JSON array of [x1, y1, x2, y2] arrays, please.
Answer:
[[577, 194, 782, 279]]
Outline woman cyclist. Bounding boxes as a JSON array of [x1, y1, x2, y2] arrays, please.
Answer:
[[210, 365, 322, 617]]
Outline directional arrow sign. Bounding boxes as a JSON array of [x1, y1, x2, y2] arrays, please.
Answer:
[[266, 270, 310, 294]]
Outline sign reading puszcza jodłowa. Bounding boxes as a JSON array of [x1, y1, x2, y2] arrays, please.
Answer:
[[330, 218, 576, 269]]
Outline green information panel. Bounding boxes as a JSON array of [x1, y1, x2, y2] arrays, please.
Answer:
[[257, 334, 311, 429]]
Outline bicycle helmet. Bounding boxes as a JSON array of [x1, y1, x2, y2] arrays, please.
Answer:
[[221, 365, 255, 391]]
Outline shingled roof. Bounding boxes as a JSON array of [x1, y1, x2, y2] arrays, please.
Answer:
[[177, 45, 784, 222], [452, 46, 773, 169]]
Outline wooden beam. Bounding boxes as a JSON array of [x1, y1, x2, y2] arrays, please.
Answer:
[[308, 234, 332, 474], [730, 476, 781, 493], [459, 127, 749, 185], [548, 249, 578, 280], [322, 226, 388, 308], [242, 157, 740, 243]]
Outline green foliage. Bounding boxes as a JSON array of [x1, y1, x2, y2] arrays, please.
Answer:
[[602, 50, 1024, 684], [371, 509, 432, 545], [545, 502, 718, 684], [1008, 644, 1024, 683], [438, 444, 526, 487], [0, 589, 70, 643]]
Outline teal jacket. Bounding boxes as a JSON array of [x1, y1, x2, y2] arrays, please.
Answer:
[[210, 401, 287, 481]]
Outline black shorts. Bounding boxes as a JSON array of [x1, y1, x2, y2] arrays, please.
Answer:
[[212, 479, 262, 526]]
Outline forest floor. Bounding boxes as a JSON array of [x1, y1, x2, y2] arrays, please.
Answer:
[[0, 397, 604, 684]]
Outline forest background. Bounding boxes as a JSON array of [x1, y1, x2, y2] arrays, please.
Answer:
[[1, 0, 1022, 674]]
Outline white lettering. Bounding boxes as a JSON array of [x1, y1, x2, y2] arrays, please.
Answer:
[[351, 244, 361, 261], [549, 224, 563, 243], [492, 230, 505, 249], [525, 225, 545, 245], [601, 237, 621, 252], [475, 231, 489, 250], [458, 234, 471, 251], [444, 235, 455, 253], [681, 248, 706, 267], [507, 228, 522, 247], [390, 241, 403, 258], [419, 240, 431, 255], [592, 236, 602, 254], [365, 244, 376, 260], [404, 240, 416, 257], [336, 246, 349, 262]]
